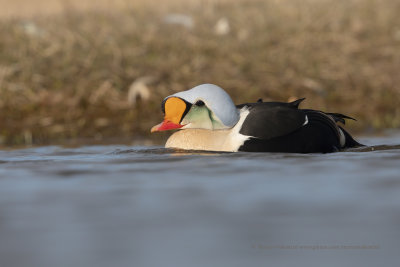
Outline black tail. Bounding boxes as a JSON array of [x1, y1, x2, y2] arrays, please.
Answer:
[[327, 113, 356, 125], [339, 126, 364, 148]]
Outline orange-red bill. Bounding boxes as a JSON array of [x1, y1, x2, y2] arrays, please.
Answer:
[[151, 120, 184, 132]]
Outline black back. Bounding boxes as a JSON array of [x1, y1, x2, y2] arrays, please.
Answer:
[[239, 105, 307, 140], [237, 99, 362, 153]]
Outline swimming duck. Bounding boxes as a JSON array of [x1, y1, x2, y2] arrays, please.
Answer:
[[151, 84, 362, 153]]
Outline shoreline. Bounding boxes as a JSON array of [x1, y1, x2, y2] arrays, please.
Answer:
[[1, 0, 399, 146]]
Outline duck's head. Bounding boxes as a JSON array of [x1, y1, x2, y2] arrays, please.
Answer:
[[151, 84, 239, 132]]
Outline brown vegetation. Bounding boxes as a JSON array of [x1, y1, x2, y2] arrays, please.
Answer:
[[1, 0, 400, 146]]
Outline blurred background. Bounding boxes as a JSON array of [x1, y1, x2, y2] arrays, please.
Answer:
[[1, 0, 400, 147], [1, 2, 400, 267]]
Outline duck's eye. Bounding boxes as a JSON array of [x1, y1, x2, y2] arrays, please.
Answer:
[[195, 100, 205, 106]]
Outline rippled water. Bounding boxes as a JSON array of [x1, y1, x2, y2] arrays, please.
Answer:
[[1, 136, 400, 267]]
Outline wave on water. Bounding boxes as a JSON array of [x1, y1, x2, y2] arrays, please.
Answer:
[[111, 144, 400, 155], [344, 144, 400, 152]]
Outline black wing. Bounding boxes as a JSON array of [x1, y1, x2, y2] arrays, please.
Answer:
[[239, 102, 307, 140], [236, 98, 305, 110]]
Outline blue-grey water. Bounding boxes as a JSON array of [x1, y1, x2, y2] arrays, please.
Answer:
[[1, 136, 400, 267]]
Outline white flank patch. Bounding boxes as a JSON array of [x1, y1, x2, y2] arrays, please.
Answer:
[[302, 115, 309, 126], [338, 128, 346, 147]]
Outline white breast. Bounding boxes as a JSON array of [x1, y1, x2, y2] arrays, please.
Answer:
[[165, 108, 251, 152]]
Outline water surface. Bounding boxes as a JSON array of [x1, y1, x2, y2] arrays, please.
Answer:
[[0, 136, 400, 267]]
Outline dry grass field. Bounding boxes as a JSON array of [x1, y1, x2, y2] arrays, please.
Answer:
[[1, 0, 400, 146]]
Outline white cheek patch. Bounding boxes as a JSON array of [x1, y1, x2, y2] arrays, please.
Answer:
[[181, 107, 214, 130]]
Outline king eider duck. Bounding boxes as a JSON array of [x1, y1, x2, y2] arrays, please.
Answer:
[[151, 84, 363, 153]]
